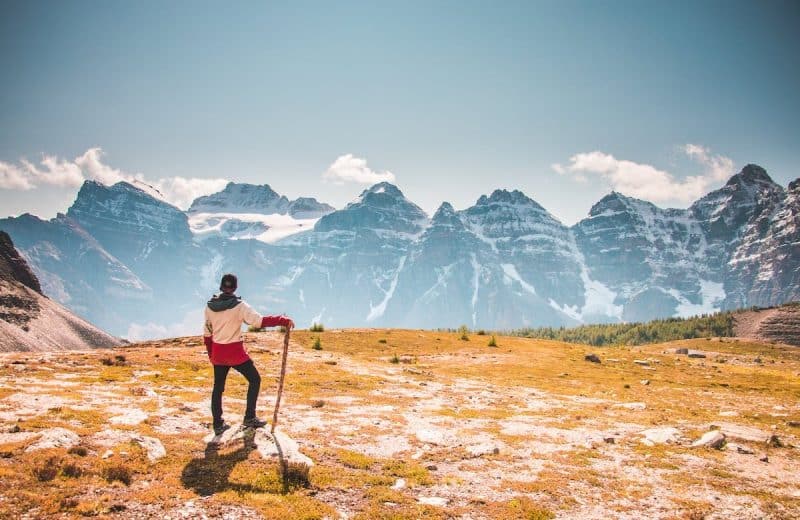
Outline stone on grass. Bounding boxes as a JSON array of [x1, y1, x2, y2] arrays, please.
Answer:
[[131, 435, 166, 462], [585, 354, 601, 363], [692, 430, 726, 449], [25, 427, 80, 452], [688, 351, 707, 359], [392, 478, 406, 490], [109, 408, 148, 426], [640, 379, 650, 386], [727, 443, 754, 455], [466, 442, 501, 457], [640, 427, 680, 446], [616, 402, 647, 411], [418, 496, 448, 507], [254, 428, 314, 468], [675, 348, 689, 355], [633, 360, 650, 366]]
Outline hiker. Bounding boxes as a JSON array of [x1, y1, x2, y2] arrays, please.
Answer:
[[203, 273, 294, 435]]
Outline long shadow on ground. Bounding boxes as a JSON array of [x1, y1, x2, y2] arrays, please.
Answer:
[[181, 430, 261, 496], [181, 429, 310, 496]]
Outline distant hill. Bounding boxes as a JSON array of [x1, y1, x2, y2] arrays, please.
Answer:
[[512, 302, 800, 346], [0, 231, 121, 351]]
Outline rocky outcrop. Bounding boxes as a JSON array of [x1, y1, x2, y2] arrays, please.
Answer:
[[0, 232, 121, 351], [0, 231, 41, 294], [733, 303, 800, 346]]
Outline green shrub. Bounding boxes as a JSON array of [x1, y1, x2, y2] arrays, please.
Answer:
[[309, 322, 325, 332], [487, 335, 497, 347], [476, 329, 487, 336], [458, 324, 470, 341], [389, 354, 400, 364], [378, 338, 387, 344], [312, 337, 322, 350]]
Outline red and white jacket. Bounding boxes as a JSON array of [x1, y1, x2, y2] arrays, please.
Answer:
[[203, 299, 291, 366]]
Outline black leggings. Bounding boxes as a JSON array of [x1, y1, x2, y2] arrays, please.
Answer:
[[211, 359, 261, 425]]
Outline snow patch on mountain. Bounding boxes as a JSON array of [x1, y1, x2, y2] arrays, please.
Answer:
[[667, 280, 725, 317], [548, 299, 581, 321], [189, 212, 318, 243], [579, 266, 624, 321], [470, 254, 481, 326], [367, 256, 407, 322], [500, 264, 537, 296]]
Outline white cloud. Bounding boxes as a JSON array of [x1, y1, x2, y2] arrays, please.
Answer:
[[75, 147, 130, 185], [682, 143, 734, 181], [552, 145, 735, 204], [0, 162, 34, 190], [152, 177, 229, 210], [323, 154, 396, 185], [0, 154, 84, 189], [0, 148, 228, 210]]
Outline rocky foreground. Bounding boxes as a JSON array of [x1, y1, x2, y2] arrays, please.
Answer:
[[0, 330, 798, 519]]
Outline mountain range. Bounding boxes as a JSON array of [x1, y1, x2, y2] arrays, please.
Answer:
[[0, 165, 797, 339]]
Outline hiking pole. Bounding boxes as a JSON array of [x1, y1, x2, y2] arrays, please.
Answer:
[[271, 327, 291, 434]]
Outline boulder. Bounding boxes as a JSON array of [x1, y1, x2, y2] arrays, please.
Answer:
[[640, 427, 681, 445], [24, 427, 80, 452], [692, 430, 726, 449]]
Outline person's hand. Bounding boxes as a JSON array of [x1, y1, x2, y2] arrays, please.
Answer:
[[286, 319, 295, 330]]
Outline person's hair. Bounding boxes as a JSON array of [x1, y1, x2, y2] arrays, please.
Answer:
[[220, 273, 238, 292]]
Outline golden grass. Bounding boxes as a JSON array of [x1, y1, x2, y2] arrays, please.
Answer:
[[0, 330, 798, 518]]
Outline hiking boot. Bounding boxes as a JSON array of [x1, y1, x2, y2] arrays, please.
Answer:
[[213, 422, 231, 436], [243, 417, 267, 429]]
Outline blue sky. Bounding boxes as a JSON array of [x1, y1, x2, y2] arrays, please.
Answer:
[[1, 0, 798, 224]]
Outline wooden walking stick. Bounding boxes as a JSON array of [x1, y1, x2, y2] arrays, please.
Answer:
[[271, 327, 291, 434]]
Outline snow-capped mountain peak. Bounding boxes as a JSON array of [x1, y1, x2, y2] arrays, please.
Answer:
[[726, 163, 776, 188], [316, 182, 428, 233]]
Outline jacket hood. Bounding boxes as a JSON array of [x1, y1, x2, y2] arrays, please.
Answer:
[[207, 293, 242, 312]]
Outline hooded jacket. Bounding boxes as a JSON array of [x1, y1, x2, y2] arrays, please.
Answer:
[[203, 293, 291, 366]]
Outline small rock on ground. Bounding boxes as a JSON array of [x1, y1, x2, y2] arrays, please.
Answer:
[[692, 430, 726, 449]]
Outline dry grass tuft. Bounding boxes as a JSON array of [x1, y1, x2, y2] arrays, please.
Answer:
[[102, 464, 132, 486], [33, 457, 59, 482]]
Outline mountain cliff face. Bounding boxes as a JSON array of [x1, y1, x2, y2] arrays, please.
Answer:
[[188, 182, 334, 218], [0, 231, 121, 351], [1, 165, 797, 338]]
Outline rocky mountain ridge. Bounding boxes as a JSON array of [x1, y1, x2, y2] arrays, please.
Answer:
[[0, 164, 798, 339], [0, 231, 121, 351]]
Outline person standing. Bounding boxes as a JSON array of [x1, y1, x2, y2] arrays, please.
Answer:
[[203, 273, 294, 435]]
